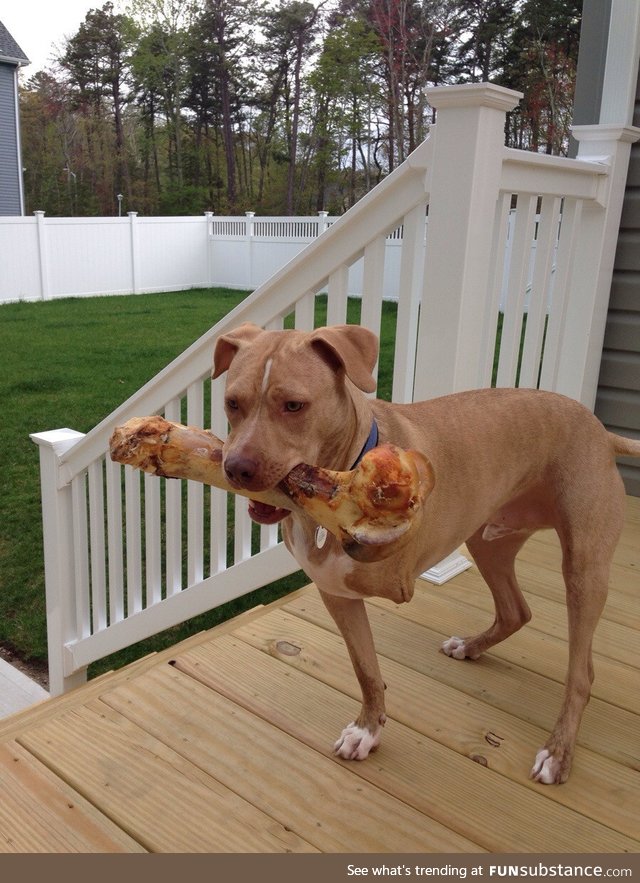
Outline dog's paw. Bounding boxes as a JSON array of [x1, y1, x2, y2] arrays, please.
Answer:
[[530, 748, 567, 784], [441, 636, 481, 660], [334, 722, 381, 760]]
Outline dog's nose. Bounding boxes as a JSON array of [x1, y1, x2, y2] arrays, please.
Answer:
[[224, 454, 259, 488]]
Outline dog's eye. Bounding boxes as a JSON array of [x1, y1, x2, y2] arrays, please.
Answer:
[[285, 401, 304, 413], [226, 398, 239, 411]]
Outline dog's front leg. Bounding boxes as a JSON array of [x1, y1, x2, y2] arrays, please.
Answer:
[[319, 590, 387, 760]]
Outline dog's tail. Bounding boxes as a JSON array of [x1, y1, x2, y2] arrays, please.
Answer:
[[611, 433, 640, 458]]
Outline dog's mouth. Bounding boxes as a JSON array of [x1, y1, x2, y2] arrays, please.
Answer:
[[248, 499, 291, 525]]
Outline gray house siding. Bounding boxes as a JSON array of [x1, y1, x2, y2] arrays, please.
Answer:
[[0, 63, 22, 215], [595, 68, 640, 496], [0, 20, 28, 216]]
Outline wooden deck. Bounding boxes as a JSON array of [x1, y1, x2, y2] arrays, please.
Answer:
[[0, 498, 638, 853]]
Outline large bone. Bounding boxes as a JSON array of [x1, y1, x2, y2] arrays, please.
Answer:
[[109, 416, 432, 557]]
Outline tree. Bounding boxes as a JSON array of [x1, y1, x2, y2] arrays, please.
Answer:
[[129, 0, 195, 200], [61, 3, 138, 207], [260, 1, 326, 213], [368, 0, 456, 169], [307, 10, 382, 209], [186, 0, 257, 211], [451, 0, 518, 83], [500, 0, 582, 153], [19, 0, 584, 216]]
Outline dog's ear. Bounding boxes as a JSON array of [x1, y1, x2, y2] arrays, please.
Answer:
[[310, 325, 378, 393], [212, 323, 263, 378]]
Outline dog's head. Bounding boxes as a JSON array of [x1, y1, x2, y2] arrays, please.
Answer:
[[212, 322, 379, 501]]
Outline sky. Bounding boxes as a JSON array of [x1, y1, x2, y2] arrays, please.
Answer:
[[2, 0, 308, 76], [2, 0, 114, 74]]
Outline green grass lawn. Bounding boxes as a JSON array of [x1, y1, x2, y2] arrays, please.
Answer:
[[0, 289, 402, 682]]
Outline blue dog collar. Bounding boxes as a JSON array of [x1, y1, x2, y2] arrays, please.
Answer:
[[351, 419, 379, 469]]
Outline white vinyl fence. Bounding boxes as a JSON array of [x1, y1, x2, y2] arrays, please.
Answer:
[[31, 83, 639, 695], [0, 209, 405, 304], [3, 203, 545, 309]]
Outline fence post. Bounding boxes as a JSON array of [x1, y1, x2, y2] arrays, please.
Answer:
[[318, 210, 329, 234], [245, 211, 255, 289], [128, 211, 139, 294], [34, 211, 50, 301], [204, 211, 214, 286], [412, 83, 522, 401], [550, 124, 640, 407], [30, 428, 88, 696]]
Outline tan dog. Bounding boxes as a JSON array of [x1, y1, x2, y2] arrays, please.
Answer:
[[213, 322, 640, 784]]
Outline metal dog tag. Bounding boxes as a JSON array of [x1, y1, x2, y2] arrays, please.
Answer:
[[315, 526, 328, 549]]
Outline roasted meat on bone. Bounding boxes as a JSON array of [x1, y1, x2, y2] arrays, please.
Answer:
[[109, 415, 432, 555]]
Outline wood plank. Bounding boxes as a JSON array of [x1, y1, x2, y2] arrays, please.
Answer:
[[18, 701, 316, 853], [285, 593, 639, 769], [101, 663, 477, 853], [377, 582, 639, 714], [0, 742, 145, 853], [428, 570, 640, 668], [513, 560, 639, 626], [230, 604, 640, 840], [173, 635, 639, 853], [0, 593, 310, 744]]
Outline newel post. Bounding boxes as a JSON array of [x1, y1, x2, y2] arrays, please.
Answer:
[[30, 428, 88, 695], [413, 83, 522, 400]]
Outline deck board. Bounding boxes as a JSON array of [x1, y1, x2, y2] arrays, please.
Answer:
[[0, 496, 638, 853]]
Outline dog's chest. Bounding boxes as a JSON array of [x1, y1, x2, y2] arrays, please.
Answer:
[[282, 515, 363, 599]]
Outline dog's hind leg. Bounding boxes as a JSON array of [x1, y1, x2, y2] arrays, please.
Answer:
[[530, 477, 624, 784], [442, 526, 533, 661], [530, 549, 613, 784], [319, 590, 387, 761]]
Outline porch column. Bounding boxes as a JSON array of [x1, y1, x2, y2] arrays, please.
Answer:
[[552, 124, 640, 407], [413, 83, 522, 401]]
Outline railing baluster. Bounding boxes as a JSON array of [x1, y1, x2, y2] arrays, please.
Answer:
[[326, 265, 349, 325], [519, 196, 562, 388], [496, 194, 538, 387], [539, 198, 582, 391], [294, 291, 316, 330], [71, 473, 91, 639], [210, 378, 228, 575], [164, 398, 183, 595], [186, 381, 204, 585], [360, 236, 386, 390], [260, 523, 279, 552], [88, 460, 108, 632], [124, 465, 143, 615], [478, 193, 512, 387], [234, 495, 252, 563], [105, 458, 125, 624], [144, 472, 162, 606], [393, 205, 426, 403]]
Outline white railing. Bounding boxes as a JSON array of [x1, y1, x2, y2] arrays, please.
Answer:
[[31, 83, 639, 695]]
